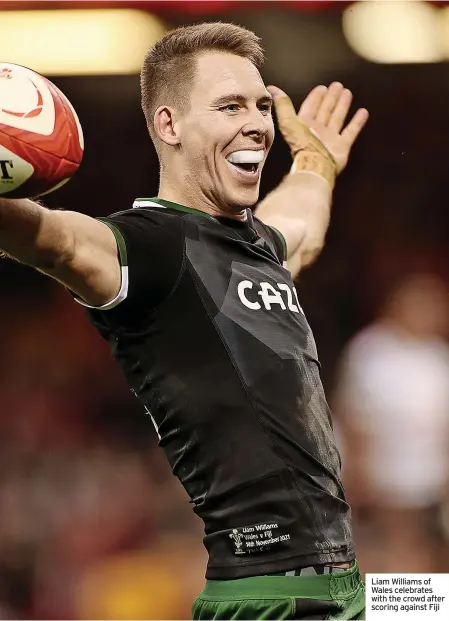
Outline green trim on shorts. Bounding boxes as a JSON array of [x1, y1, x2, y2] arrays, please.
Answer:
[[199, 561, 361, 601], [193, 562, 365, 620]]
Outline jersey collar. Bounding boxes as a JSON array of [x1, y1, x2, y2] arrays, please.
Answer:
[[133, 197, 278, 260], [133, 197, 217, 222]]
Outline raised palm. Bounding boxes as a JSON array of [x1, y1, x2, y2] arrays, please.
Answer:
[[268, 82, 369, 174]]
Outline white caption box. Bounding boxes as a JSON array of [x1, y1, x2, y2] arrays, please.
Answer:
[[366, 573, 449, 620]]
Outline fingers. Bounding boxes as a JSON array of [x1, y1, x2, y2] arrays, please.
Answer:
[[267, 85, 297, 122], [297, 85, 327, 122], [328, 88, 353, 133], [268, 82, 369, 153], [315, 82, 344, 126], [341, 108, 369, 147], [267, 85, 288, 101]]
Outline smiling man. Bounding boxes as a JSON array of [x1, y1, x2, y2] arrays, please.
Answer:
[[0, 22, 368, 620]]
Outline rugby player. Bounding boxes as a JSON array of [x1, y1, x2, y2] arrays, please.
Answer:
[[0, 22, 368, 620]]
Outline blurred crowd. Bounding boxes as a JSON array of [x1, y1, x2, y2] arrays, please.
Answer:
[[333, 273, 449, 577], [0, 280, 206, 620]]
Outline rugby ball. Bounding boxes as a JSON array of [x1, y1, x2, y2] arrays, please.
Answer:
[[0, 63, 84, 198]]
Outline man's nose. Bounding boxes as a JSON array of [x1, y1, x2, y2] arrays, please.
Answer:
[[242, 108, 269, 139]]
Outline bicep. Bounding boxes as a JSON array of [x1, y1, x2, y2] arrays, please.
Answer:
[[39, 210, 122, 307], [261, 215, 307, 273], [256, 172, 332, 276]]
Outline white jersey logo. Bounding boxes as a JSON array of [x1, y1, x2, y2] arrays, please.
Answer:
[[237, 280, 304, 314]]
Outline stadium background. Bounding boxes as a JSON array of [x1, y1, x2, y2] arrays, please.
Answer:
[[1, 1, 449, 618]]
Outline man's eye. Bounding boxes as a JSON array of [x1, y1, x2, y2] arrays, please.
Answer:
[[259, 104, 272, 115], [221, 104, 240, 113]]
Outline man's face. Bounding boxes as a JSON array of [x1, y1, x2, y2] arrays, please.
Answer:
[[176, 52, 275, 213]]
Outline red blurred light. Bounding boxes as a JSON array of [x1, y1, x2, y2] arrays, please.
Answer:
[[0, 0, 446, 14]]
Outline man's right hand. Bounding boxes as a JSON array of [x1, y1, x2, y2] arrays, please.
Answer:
[[0, 198, 121, 307]]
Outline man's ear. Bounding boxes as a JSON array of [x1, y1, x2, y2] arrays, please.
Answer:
[[153, 106, 181, 146]]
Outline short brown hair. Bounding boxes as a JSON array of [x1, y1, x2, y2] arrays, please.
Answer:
[[141, 22, 264, 142]]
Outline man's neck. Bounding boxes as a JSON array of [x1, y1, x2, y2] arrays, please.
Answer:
[[158, 177, 247, 222]]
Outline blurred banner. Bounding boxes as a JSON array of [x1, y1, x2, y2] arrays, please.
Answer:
[[1, 1, 350, 12], [3, 1, 449, 74], [1, 1, 449, 12]]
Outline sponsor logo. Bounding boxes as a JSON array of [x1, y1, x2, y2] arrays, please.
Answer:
[[237, 280, 304, 313], [0, 64, 55, 135], [0, 160, 13, 181], [0, 68, 12, 80], [0, 68, 44, 119]]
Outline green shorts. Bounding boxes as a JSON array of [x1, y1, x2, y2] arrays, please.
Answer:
[[192, 561, 365, 620]]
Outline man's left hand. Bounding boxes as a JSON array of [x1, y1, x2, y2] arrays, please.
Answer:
[[268, 82, 369, 175]]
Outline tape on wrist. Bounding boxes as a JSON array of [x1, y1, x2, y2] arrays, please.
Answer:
[[289, 151, 336, 189]]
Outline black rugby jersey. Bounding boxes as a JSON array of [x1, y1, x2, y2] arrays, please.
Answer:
[[80, 197, 355, 579]]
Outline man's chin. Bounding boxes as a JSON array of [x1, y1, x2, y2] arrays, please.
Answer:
[[225, 187, 260, 211]]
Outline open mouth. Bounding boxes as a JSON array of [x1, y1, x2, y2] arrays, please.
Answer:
[[225, 150, 264, 178], [228, 162, 259, 174]]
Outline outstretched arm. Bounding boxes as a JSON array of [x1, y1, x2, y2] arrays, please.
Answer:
[[0, 198, 121, 306], [256, 82, 368, 277]]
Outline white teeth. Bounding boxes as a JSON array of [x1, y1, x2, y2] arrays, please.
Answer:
[[226, 150, 264, 164]]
